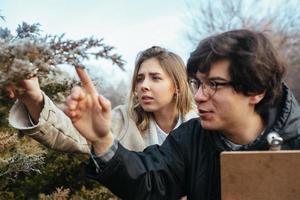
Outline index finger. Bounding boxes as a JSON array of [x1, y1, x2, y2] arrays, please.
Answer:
[[75, 67, 98, 95]]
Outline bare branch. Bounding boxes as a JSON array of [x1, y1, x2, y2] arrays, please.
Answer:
[[184, 0, 300, 100]]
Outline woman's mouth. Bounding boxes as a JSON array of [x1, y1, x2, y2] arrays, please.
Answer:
[[141, 95, 154, 103]]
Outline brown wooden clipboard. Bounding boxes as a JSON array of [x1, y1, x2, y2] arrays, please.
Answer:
[[221, 150, 300, 200]]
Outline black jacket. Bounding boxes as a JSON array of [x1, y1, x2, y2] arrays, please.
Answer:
[[86, 85, 300, 200]]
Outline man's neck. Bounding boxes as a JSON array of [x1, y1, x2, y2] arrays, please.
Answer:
[[222, 113, 265, 145]]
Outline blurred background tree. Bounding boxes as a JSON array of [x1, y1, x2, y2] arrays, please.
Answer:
[[0, 20, 127, 199], [185, 0, 300, 100]]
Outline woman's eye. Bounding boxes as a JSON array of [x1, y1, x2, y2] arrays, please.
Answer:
[[137, 77, 144, 82], [153, 76, 161, 80]]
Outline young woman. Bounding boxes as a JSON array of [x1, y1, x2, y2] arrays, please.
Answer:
[[9, 46, 197, 153]]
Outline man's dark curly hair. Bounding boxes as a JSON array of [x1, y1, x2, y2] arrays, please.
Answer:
[[187, 29, 286, 117]]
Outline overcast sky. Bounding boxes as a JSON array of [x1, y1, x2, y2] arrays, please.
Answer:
[[1, 0, 195, 82]]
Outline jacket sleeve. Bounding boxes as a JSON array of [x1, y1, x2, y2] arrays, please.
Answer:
[[110, 105, 126, 139], [9, 93, 90, 154], [85, 130, 187, 200]]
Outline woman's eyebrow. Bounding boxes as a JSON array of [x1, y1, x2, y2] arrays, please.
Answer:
[[149, 72, 161, 76]]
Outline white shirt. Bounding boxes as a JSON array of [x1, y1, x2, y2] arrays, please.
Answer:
[[154, 116, 183, 145]]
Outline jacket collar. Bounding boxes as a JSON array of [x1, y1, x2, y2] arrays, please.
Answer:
[[266, 83, 300, 141], [207, 83, 300, 151]]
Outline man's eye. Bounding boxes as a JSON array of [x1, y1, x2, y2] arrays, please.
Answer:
[[208, 81, 216, 88], [214, 82, 228, 88], [153, 77, 161, 80], [197, 80, 204, 87]]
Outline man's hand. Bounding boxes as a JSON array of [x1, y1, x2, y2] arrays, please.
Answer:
[[64, 67, 114, 155], [6, 77, 44, 123]]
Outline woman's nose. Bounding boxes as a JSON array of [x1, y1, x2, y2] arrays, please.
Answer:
[[141, 79, 150, 91]]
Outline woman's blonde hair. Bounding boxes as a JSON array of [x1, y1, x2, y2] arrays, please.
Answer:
[[128, 46, 194, 132]]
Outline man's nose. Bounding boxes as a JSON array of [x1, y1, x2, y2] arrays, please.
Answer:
[[194, 86, 209, 102]]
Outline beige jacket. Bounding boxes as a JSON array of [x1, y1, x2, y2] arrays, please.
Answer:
[[9, 93, 198, 154]]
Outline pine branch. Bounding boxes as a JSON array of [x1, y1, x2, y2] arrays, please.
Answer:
[[0, 22, 125, 94]]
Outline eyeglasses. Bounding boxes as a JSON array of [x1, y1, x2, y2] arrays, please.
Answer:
[[189, 77, 233, 99]]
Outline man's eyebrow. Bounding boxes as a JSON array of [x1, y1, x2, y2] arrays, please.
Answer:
[[207, 77, 230, 82], [194, 75, 230, 81]]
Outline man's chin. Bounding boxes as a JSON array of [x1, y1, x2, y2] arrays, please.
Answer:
[[200, 120, 218, 130]]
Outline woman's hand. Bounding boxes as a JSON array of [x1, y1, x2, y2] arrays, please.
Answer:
[[6, 77, 44, 123]]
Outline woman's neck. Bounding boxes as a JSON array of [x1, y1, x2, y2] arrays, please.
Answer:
[[153, 107, 179, 134]]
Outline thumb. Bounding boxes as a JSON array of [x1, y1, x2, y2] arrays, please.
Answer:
[[6, 84, 16, 98], [98, 95, 111, 112]]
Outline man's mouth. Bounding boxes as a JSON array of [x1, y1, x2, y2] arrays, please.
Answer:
[[198, 109, 211, 113], [198, 109, 213, 116]]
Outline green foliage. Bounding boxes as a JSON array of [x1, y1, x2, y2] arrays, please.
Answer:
[[0, 98, 14, 126], [0, 21, 124, 199], [0, 135, 46, 191], [38, 187, 70, 200], [0, 191, 15, 200], [71, 186, 117, 200], [37, 186, 118, 200], [0, 152, 45, 185], [6, 150, 84, 198], [4, 149, 117, 199]]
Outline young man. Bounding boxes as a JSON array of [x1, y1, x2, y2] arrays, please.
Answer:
[[64, 29, 300, 200]]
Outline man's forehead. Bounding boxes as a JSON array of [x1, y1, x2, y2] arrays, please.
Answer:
[[195, 60, 231, 79]]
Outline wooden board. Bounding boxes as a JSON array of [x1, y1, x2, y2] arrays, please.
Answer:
[[221, 150, 300, 200]]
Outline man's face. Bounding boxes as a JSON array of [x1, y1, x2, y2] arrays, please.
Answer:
[[194, 60, 255, 132]]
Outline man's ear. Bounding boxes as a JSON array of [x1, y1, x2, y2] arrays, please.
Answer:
[[249, 91, 266, 105]]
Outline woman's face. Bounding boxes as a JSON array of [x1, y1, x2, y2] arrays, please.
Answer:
[[135, 58, 176, 113]]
